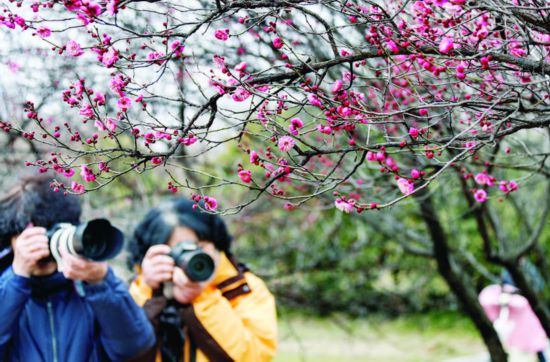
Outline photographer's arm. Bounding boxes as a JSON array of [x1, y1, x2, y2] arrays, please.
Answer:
[[180, 273, 277, 362], [0, 267, 32, 356], [0, 228, 50, 357], [82, 267, 156, 361]]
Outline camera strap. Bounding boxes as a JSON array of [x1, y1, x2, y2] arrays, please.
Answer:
[[215, 256, 252, 301]]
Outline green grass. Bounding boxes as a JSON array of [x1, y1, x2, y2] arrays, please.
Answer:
[[275, 311, 485, 362]]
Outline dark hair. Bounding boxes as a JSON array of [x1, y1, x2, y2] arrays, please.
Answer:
[[127, 198, 232, 268], [0, 174, 82, 249]]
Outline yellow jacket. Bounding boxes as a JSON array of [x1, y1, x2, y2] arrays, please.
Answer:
[[129, 252, 277, 362]]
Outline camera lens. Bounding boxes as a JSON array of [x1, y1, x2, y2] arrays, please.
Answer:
[[48, 219, 123, 262], [186, 253, 215, 281], [169, 242, 215, 282], [194, 260, 205, 271]]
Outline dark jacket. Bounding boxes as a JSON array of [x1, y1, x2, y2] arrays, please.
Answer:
[[0, 266, 155, 361]]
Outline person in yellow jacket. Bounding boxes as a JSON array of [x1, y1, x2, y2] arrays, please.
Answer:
[[127, 198, 277, 362]]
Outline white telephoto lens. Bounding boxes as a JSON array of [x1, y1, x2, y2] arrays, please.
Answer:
[[50, 224, 76, 266]]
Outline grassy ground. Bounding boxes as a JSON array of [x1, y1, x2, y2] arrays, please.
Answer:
[[275, 311, 486, 362]]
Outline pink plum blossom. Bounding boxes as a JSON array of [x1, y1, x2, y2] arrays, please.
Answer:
[[397, 178, 414, 195], [367, 151, 377, 162], [278, 136, 295, 152], [66, 40, 84, 57], [212, 55, 226, 69], [439, 37, 454, 53], [151, 157, 163, 165], [64, 169, 75, 178], [106, 118, 118, 132], [335, 199, 354, 213], [284, 203, 295, 211], [94, 120, 107, 131], [332, 80, 344, 94], [317, 125, 332, 134], [499, 181, 518, 193], [290, 118, 304, 129], [231, 87, 251, 102], [409, 127, 419, 138], [308, 94, 323, 107], [289, 118, 304, 135], [238, 170, 252, 183], [250, 150, 260, 164], [79, 103, 94, 118], [180, 134, 197, 146], [203, 196, 218, 211], [411, 169, 421, 179], [102, 47, 119, 67], [273, 37, 284, 49], [214, 29, 229, 41], [210, 81, 225, 95], [71, 181, 85, 194], [117, 97, 132, 111], [386, 40, 399, 54], [13, 16, 26, 28], [474, 189, 488, 203], [80, 165, 96, 183], [93, 92, 105, 105], [474, 173, 494, 187], [106, 0, 119, 16], [147, 52, 165, 64], [386, 157, 397, 170], [37, 27, 51, 38], [235, 62, 247, 72], [109, 74, 126, 96]]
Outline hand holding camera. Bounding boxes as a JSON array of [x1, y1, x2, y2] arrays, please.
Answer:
[[142, 242, 216, 303], [59, 247, 108, 284], [12, 219, 123, 283], [12, 226, 50, 277], [172, 266, 205, 304], [142, 244, 175, 290]]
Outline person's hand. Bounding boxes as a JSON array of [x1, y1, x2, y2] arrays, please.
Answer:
[[172, 267, 206, 304], [12, 227, 50, 277], [141, 244, 175, 290], [60, 248, 108, 284]]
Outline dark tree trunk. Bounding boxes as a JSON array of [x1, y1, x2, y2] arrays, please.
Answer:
[[458, 177, 550, 336], [416, 190, 507, 362]]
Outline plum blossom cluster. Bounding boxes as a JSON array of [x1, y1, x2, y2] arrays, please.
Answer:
[[464, 171, 519, 203], [189, 194, 218, 212], [0, 0, 547, 213]]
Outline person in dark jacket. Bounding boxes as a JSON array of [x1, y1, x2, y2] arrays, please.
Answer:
[[0, 174, 156, 361]]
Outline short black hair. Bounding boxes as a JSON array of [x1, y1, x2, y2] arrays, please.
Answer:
[[0, 174, 82, 249], [127, 199, 232, 268]]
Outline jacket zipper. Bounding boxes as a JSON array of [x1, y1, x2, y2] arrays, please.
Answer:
[[47, 301, 59, 362]]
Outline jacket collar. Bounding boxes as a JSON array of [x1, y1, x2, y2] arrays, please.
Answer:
[[30, 272, 73, 299]]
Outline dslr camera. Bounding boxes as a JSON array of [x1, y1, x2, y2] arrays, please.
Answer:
[[48, 219, 124, 264], [168, 242, 215, 282]]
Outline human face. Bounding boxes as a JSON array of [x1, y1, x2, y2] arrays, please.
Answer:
[[167, 226, 221, 271]]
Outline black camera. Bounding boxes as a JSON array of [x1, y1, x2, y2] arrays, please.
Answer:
[[47, 219, 124, 263], [168, 242, 215, 282]]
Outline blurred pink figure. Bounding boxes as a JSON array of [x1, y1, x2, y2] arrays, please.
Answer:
[[479, 284, 548, 353]]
